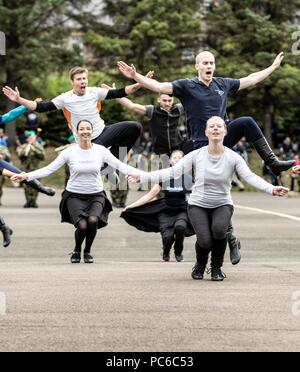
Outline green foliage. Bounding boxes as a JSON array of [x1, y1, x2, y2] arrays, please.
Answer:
[[85, 0, 202, 80], [206, 0, 300, 144]]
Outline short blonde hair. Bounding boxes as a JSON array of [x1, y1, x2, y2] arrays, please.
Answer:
[[69, 67, 88, 81]]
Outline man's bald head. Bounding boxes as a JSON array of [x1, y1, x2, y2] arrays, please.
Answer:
[[195, 51, 215, 65], [195, 51, 216, 85]]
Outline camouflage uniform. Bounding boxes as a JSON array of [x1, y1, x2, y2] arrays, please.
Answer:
[[110, 172, 129, 208], [17, 142, 45, 207], [0, 146, 11, 205]]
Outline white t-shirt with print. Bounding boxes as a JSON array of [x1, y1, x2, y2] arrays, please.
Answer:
[[52, 87, 109, 140]]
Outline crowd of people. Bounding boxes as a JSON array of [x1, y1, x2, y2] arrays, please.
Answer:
[[0, 50, 298, 282]]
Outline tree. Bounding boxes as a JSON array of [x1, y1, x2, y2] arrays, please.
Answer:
[[206, 0, 300, 145], [0, 0, 91, 141], [84, 0, 202, 79]]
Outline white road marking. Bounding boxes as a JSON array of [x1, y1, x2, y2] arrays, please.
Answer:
[[236, 205, 300, 222]]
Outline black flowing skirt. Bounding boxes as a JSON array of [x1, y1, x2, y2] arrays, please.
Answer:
[[59, 190, 112, 229], [120, 198, 195, 237]]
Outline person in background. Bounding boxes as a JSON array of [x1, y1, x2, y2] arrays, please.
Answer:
[[17, 130, 46, 208]]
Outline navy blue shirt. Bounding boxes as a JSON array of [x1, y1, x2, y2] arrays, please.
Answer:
[[172, 77, 240, 142]]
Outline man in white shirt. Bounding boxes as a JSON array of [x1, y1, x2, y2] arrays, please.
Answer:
[[3, 67, 143, 180]]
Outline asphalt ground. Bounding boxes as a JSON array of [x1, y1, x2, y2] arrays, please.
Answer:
[[0, 187, 300, 352]]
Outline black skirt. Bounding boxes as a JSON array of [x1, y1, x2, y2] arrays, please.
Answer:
[[120, 198, 195, 237], [59, 190, 112, 229]]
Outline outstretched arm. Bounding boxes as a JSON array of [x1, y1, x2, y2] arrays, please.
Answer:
[[124, 184, 161, 210], [128, 152, 195, 184], [101, 83, 146, 115], [11, 152, 67, 182], [119, 97, 146, 116], [2, 86, 38, 111], [235, 155, 288, 196], [1, 105, 28, 125], [239, 52, 284, 90], [117, 61, 173, 94]]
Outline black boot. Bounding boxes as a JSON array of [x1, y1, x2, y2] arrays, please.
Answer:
[[0, 217, 13, 248], [253, 137, 295, 176], [210, 239, 227, 281], [174, 226, 185, 262], [227, 223, 241, 265], [191, 243, 209, 280], [162, 236, 174, 262], [23, 179, 56, 197]]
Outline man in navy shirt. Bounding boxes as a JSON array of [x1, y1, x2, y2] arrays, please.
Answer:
[[118, 51, 295, 265], [118, 51, 294, 175]]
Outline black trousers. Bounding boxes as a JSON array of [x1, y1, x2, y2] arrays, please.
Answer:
[[192, 116, 264, 151], [92, 121, 142, 159]]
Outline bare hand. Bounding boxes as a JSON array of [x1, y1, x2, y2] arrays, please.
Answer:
[[10, 172, 28, 182], [272, 186, 289, 196], [145, 70, 154, 79], [2, 86, 20, 102], [292, 165, 300, 174], [101, 82, 116, 90], [117, 61, 137, 79], [272, 52, 284, 69], [126, 172, 141, 183], [34, 97, 43, 103]]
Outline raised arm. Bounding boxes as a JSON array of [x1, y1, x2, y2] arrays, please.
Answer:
[[239, 52, 284, 90], [117, 61, 173, 94], [2, 86, 38, 111], [119, 97, 147, 116], [235, 154, 288, 196], [101, 83, 146, 115], [3, 87, 57, 113]]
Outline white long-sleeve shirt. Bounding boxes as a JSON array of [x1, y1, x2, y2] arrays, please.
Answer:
[[27, 144, 134, 194], [139, 146, 275, 209]]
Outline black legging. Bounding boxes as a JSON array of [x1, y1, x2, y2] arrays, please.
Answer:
[[93, 121, 142, 158], [74, 216, 98, 254], [188, 204, 233, 268]]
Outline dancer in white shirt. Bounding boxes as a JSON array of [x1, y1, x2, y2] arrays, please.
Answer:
[[128, 116, 288, 281], [11, 120, 136, 264]]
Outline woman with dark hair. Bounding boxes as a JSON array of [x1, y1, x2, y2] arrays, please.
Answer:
[[11, 120, 137, 264], [128, 116, 288, 281]]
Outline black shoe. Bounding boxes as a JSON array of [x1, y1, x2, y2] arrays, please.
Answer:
[[1, 226, 13, 248], [84, 253, 94, 264], [30, 202, 39, 208], [70, 252, 81, 263], [227, 233, 241, 265], [191, 263, 206, 280], [162, 251, 170, 262], [211, 267, 226, 281], [175, 254, 184, 262], [23, 202, 31, 208]]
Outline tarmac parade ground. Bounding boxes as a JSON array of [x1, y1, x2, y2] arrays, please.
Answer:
[[0, 188, 300, 352]]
